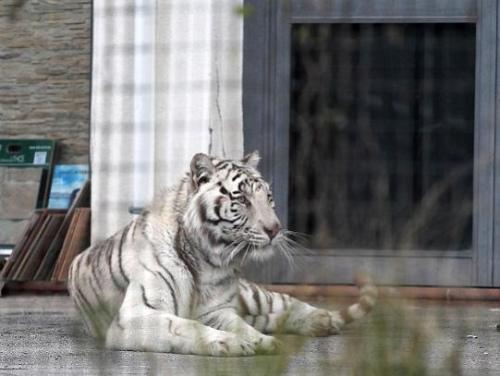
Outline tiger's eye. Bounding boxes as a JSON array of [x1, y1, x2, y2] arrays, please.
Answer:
[[198, 176, 209, 185], [237, 196, 249, 205]]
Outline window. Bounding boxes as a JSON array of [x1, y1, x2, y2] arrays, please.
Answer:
[[289, 23, 475, 252]]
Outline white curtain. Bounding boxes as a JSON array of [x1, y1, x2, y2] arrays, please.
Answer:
[[91, 0, 244, 242]]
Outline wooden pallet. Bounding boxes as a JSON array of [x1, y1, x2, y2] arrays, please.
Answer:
[[0, 280, 67, 296]]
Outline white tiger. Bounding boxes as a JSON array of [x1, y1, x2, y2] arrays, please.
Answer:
[[68, 152, 377, 356]]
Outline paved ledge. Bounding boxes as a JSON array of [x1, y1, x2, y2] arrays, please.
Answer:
[[266, 285, 500, 301], [5, 282, 500, 302]]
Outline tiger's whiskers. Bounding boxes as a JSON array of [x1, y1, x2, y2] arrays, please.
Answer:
[[274, 232, 299, 270], [223, 238, 247, 267]]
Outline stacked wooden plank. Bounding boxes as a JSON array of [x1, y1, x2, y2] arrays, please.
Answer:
[[0, 181, 90, 294]]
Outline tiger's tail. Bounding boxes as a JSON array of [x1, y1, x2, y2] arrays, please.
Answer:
[[338, 275, 378, 326]]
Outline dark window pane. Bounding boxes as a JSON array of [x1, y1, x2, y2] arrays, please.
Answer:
[[289, 24, 475, 251]]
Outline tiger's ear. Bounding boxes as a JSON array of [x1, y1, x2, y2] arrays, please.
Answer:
[[190, 153, 215, 189], [242, 151, 260, 169]]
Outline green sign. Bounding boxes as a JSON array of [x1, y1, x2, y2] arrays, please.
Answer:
[[0, 139, 56, 167]]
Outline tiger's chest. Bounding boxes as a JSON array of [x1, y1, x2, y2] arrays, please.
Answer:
[[192, 269, 239, 318]]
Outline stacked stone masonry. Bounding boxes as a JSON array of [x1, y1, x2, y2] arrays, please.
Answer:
[[0, 0, 91, 163]]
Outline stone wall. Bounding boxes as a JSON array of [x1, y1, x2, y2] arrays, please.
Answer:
[[0, 0, 91, 163]]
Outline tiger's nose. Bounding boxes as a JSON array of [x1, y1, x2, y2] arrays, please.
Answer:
[[264, 223, 281, 240]]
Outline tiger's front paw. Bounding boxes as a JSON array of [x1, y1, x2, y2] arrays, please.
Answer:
[[251, 334, 282, 355], [297, 309, 342, 337], [206, 334, 256, 357]]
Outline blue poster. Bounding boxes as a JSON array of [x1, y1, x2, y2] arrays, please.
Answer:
[[48, 165, 89, 209]]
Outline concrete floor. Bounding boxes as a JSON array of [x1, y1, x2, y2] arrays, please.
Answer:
[[0, 295, 499, 375]]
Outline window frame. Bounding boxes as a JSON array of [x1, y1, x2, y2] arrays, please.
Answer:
[[243, 0, 498, 286]]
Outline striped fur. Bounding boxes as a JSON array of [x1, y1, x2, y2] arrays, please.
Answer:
[[68, 152, 377, 356]]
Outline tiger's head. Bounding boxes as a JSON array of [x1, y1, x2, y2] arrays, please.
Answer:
[[184, 152, 287, 267]]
